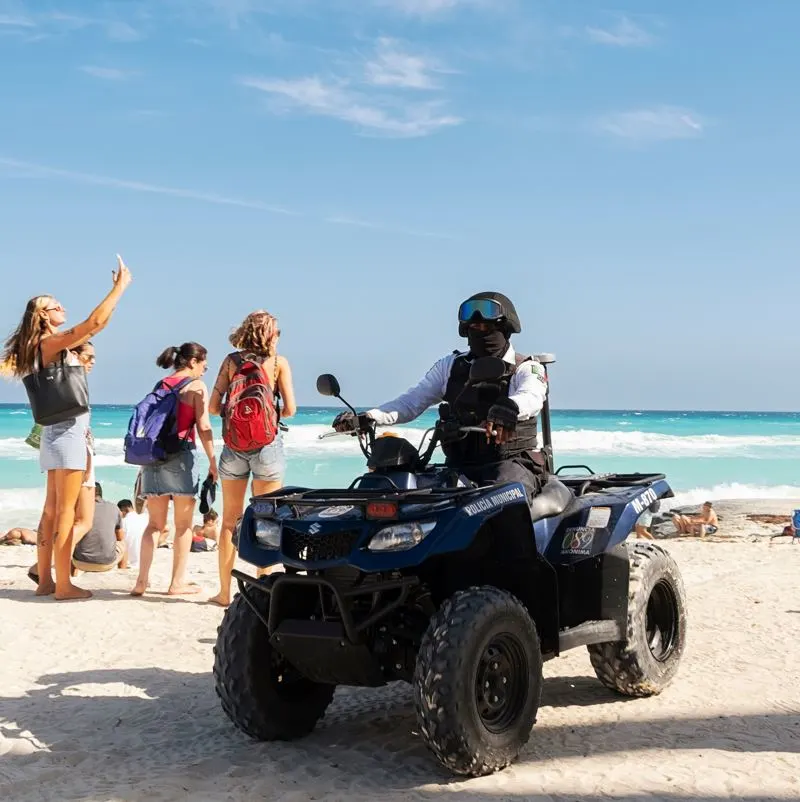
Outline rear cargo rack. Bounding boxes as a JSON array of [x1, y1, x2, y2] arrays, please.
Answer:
[[554, 469, 667, 496]]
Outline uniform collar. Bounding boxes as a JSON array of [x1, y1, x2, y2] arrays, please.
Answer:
[[459, 344, 516, 364]]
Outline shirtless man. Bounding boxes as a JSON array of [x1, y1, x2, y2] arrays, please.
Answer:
[[673, 501, 719, 538]]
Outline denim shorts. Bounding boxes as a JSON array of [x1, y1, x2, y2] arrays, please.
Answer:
[[218, 437, 285, 483], [139, 447, 200, 498], [40, 413, 90, 472]]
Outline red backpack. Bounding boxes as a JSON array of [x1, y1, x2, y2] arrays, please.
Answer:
[[222, 353, 279, 452]]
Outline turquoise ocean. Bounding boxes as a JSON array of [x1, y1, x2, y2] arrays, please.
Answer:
[[1, 405, 799, 529]]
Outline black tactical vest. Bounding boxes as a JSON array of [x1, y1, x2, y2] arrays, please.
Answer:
[[441, 352, 539, 466]]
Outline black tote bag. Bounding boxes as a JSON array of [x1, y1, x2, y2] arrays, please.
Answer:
[[23, 349, 90, 426]]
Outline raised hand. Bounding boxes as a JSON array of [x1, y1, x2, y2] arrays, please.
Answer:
[[113, 254, 133, 290]]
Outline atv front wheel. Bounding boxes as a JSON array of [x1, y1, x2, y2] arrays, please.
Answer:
[[413, 586, 543, 777], [588, 541, 687, 697], [214, 591, 335, 740]]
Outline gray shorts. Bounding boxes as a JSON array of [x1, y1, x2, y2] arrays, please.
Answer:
[[218, 438, 285, 483], [139, 448, 200, 498], [40, 413, 90, 472]]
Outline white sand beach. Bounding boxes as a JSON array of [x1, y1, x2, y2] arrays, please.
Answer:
[[1, 499, 799, 802]]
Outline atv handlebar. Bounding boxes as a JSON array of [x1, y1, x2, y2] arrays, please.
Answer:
[[318, 424, 493, 441], [318, 422, 497, 470]]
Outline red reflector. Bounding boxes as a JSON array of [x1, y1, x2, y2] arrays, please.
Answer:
[[366, 501, 398, 519]]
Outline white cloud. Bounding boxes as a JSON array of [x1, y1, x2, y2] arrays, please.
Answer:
[[0, 14, 35, 27], [374, 0, 478, 15], [586, 16, 654, 48], [106, 21, 142, 42], [80, 65, 138, 81], [325, 214, 454, 239], [365, 37, 449, 90], [0, 156, 452, 237], [0, 157, 295, 215], [241, 75, 462, 137], [593, 106, 704, 142]]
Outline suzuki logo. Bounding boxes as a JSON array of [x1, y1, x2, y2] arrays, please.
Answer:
[[309, 523, 321, 534]]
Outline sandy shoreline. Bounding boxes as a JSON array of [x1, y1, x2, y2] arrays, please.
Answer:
[[1, 499, 799, 801]]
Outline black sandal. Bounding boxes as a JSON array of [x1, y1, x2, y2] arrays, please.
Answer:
[[27, 567, 39, 585]]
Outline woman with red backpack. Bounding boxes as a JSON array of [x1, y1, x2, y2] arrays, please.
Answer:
[[130, 342, 218, 597], [208, 310, 296, 607]]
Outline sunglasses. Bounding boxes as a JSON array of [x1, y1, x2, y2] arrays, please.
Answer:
[[45, 304, 65, 313], [458, 298, 504, 323]]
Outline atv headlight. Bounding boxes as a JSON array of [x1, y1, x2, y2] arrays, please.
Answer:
[[368, 521, 436, 552], [254, 519, 281, 549]]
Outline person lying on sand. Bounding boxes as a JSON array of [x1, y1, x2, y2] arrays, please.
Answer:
[[191, 510, 219, 552], [0, 527, 38, 545], [673, 501, 719, 538]]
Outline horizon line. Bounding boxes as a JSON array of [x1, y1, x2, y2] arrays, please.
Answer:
[[0, 403, 798, 415]]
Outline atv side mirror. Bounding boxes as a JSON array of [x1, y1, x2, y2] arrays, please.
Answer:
[[468, 356, 505, 383], [316, 374, 341, 398]]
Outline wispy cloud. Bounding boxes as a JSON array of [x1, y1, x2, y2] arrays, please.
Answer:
[[105, 20, 142, 42], [0, 156, 453, 238], [586, 16, 654, 48], [325, 214, 454, 239], [80, 65, 139, 81], [2, 8, 143, 41], [0, 157, 294, 215], [0, 13, 35, 27], [364, 37, 451, 90], [241, 75, 462, 137], [373, 0, 486, 16], [593, 106, 704, 143]]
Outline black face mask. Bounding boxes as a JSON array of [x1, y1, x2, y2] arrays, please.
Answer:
[[467, 328, 509, 358]]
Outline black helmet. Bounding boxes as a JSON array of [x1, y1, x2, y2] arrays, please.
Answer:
[[458, 291, 521, 337]]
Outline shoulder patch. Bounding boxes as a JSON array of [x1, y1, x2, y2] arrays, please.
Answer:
[[530, 362, 547, 381]]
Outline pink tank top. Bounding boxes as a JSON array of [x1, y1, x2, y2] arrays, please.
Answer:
[[162, 375, 197, 444]]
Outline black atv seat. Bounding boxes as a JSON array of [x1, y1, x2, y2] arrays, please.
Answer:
[[529, 476, 574, 522]]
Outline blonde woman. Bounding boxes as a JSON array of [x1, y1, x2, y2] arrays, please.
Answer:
[[1, 257, 131, 599], [26, 341, 97, 585], [208, 310, 296, 607]]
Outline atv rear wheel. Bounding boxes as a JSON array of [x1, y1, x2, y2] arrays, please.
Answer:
[[214, 591, 335, 740], [413, 586, 543, 777], [588, 541, 687, 697]]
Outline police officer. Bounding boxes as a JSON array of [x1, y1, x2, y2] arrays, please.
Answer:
[[332, 292, 548, 498]]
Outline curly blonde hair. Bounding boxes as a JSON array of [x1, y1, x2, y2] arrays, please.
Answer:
[[1, 295, 56, 378], [229, 310, 279, 358]]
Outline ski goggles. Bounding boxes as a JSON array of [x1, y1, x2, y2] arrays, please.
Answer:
[[458, 298, 505, 324]]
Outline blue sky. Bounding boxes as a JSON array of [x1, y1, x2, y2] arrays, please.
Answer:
[[1, 0, 798, 411]]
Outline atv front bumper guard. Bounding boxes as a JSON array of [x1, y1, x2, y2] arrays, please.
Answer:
[[232, 569, 419, 644]]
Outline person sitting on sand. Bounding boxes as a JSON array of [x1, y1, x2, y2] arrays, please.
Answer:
[[191, 509, 219, 552], [634, 501, 659, 540], [71, 483, 127, 573], [118, 498, 148, 569], [673, 501, 719, 538], [0, 527, 38, 545]]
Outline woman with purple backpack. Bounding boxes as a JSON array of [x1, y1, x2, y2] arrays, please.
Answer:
[[130, 342, 218, 597], [208, 310, 296, 607]]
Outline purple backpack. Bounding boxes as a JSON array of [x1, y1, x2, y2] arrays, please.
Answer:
[[123, 378, 193, 466]]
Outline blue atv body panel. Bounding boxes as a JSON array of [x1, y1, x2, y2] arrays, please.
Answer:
[[236, 471, 672, 573]]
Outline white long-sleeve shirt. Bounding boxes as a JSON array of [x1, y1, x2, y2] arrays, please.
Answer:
[[367, 346, 548, 426]]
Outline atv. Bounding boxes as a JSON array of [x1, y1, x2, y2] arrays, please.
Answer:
[[214, 354, 687, 777]]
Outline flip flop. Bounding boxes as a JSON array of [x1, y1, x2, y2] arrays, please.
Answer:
[[27, 567, 39, 585]]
